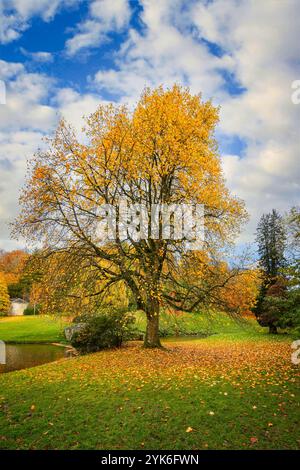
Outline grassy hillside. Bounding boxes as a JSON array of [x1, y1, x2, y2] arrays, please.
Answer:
[[135, 309, 263, 337], [0, 310, 258, 344], [0, 316, 68, 343], [0, 331, 298, 450], [0, 311, 298, 449], [0, 310, 294, 345]]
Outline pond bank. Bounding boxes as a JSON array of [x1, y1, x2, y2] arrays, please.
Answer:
[[0, 343, 71, 374]]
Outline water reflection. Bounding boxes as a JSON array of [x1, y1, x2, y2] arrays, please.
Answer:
[[0, 344, 67, 373]]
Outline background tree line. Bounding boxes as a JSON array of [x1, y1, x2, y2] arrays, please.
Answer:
[[254, 206, 300, 334]]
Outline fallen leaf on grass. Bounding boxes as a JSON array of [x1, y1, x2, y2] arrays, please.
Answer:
[[186, 427, 194, 433]]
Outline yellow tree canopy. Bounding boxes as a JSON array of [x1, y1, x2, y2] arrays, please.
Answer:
[[0, 250, 29, 285], [15, 85, 247, 347], [0, 273, 10, 315]]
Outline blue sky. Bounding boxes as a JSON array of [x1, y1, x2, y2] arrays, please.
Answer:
[[0, 0, 299, 250]]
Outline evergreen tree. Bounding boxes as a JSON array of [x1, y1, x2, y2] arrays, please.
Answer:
[[254, 209, 286, 333], [256, 209, 286, 277]]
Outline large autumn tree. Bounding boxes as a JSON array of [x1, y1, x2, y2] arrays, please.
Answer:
[[14, 85, 246, 347]]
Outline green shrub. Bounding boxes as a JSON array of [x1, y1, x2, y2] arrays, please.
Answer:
[[23, 304, 41, 315], [71, 308, 137, 352]]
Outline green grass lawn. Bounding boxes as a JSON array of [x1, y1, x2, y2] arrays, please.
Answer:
[[0, 310, 255, 345], [0, 316, 68, 343], [136, 309, 261, 336], [0, 310, 294, 344], [0, 313, 299, 450]]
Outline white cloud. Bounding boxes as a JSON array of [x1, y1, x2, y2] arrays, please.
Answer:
[[93, 1, 234, 105], [0, 0, 82, 44], [20, 48, 53, 63], [90, 0, 131, 28], [65, 0, 131, 56], [191, 0, 300, 241], [0, 62, 58, 249], [54, 87, 107, 135], [0, 128, 46, 248], [0, 72, 57, 132], [91, 0, 300, 242], [0, 60, 105, 250], [65, 20, 107, 56], [0, 59, 24, 80]]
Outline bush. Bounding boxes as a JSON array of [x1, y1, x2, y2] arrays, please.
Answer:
[[256, 282, 300, 333], [71, 308, 137, 352], [23, 304, 41, 315]]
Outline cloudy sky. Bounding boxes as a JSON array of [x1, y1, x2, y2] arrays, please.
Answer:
[[0, 0, 299, 250]]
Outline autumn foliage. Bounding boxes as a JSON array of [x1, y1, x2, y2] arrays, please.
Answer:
[[218, 267, 261, 315], [14, 85, 247, 347], [0, 250, 28, 286], [0, 273, 10, 315]]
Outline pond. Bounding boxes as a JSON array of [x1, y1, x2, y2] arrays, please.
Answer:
[[0, 343, 68, 373]]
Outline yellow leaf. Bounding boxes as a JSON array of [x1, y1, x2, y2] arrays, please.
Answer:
[[185, 427, 194, 433]]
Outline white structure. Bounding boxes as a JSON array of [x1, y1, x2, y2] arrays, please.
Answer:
[[10, 298, 28, 316], [0, 340, 5, 364]]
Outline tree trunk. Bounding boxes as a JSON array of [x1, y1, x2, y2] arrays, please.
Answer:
[[143, 299, 161, 348], [269, 324, 278, 334]]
